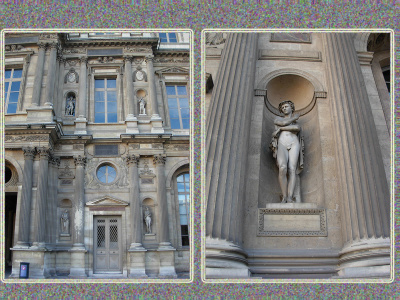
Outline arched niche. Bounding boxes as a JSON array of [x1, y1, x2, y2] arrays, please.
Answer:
[[258, 72, 325, 207], [141, 198, 156, 237], [64, 91, 77, 117]]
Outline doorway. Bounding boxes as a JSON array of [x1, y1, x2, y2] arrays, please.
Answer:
[[5, 193, 17, 271], [93, 216, 122, 273]]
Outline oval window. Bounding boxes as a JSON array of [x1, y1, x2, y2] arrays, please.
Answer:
[[96, 165, 117, 184]]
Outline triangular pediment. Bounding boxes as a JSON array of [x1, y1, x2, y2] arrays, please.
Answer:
[[86, 196, 129, 206], [156, 66, 189, 75]]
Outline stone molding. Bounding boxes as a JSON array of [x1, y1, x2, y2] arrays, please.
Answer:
[[6, 135, 49, 143], [259, 49, 322, 62]]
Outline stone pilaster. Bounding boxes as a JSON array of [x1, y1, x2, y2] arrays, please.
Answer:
[[43, 42, 58, 106], [153, 154, 176, 278], [146, 55, 159, 116], [124, 56, 135, 116], [31, 43, 46, 106], [205, 33, 258, 278], [46, 155, 60, 248], [14, 147, 36, 248], [31, 147, 50, 250], [323, 33, 390, 278], [75, 57, 88, 134]]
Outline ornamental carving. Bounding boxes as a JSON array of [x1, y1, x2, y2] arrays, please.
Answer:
[[153, 155, 166, 165], [39, 33, 58, 40], [205, 33, 226, 46], [50, 156, 61, 167], [63, 48, 86, 54], [164, 144, 189, 151], [133, 58, 144, 64], [124, 155, 139, 166], [140, 160, 156, 177], [74, 155, 87, 167], [6, 135, 49, 142], [95, 56, 114, 63], [123, 46, 152, 53], [59, 161, 74, 179], [85, 157, 129, 189], [5, 44, 23, 52], [22, 147, 36, 159], [36, 147, 51, 159], [64, 68, 79, 84], [66, 59, 80, 67], [153, 57, 190, 63]]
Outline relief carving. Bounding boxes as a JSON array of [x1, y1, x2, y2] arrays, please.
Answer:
[[123, 46, 152, 53], [60, 210, 70, 235], [59, 161, 74, 179], [63, 48, 86, 54], [6, 135, 49, 142], [164, 144, 189, 151], [153, 57, 190, 63]]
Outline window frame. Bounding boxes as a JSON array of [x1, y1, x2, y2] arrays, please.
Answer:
[[4, 68, 23, 114], [159, 32, 178, 43], [94, 77, 118, 124], [165, 84, 190, 130], [176, 172, 190, 247]]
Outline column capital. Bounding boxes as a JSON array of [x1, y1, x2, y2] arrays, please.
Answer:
[[145, 55, 154, 63], [49, 42, 58, 50], [123, 55, 134, 63], [124, 154, 140, 166], [153, 154, 166, 165], [38, 42, 47, 50], [74, 155, 87, 167], [36, 147, 51, 160], [50, 155, 61, 167], [22, 147, 36, 159], [80, 56, 88, 63]]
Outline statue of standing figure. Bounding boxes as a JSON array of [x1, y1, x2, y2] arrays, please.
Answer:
[[143, 206, 152, 234], [138, 97, 146, 115], [65, 96, 75, 116], [270, 100, 304, 203], [60, 210, 70, 234]]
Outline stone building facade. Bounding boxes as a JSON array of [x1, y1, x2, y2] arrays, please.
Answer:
[[205, 32, 391, 279], [4, 31, 191, 278]]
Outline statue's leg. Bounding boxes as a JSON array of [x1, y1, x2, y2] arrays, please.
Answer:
[[287, 143, 300, 202], [276, 147, 289, 202]]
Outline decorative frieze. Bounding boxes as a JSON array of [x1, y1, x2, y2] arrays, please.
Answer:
[[153, 57, 190, 63], [5, 44, 23, 51], [164, 144, 189, 151], [6, 135, 49, 143], [124, 46, 152, 53], [63, 48, 86, 54]]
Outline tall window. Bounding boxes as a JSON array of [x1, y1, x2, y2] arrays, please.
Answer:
[[167, 85, 189, 129], [4, 68, 22, 114], [382, 67, 390, 94], [94, 78, 117, 123], [177, 172, 190, 246], [159, 33, 177, 43]]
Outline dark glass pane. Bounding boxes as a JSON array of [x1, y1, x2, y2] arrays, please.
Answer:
[[168, 33, 177, 42], [170, 118, 180, 129], [13, 69, 22, 78], [95, 101, 105, 113], [7, 103, 17, 114], [182, 118, 190, 129], [95, 113, 105, 123], [107, 101, 117, 113], [5, 70, 11, 79], [107, 113, 118, 123], [95, 91, 105, 102], [95, 79, 104, 89], [5, 167, 12, 183], [168, 98, 178, 108], [107, 91, 117, 102], [181, 236, 189, 246], [159, 33, 167, 42], [181, 225, 188, 235], [107, 79, 116, 88], [166, 86, 176, 95], [10, 81, 20, 92], [9, 92, 19, 103], [177, 86, 187, 95]]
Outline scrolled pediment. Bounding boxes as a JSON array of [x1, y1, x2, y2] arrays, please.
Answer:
[[86, 196, 129, 207]]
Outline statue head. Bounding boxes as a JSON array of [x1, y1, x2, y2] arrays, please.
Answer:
[[278, 100, 295, 114]]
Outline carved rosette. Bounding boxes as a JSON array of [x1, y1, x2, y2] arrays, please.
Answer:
[[22, 147, 36, 160], [153, 155, 166, 165], [124, 155, 139, 166], [36, 147, 51, 160], [74, 155, 87, 167]]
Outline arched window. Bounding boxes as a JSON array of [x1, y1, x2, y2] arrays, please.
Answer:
[[177, 172, 190, 246]]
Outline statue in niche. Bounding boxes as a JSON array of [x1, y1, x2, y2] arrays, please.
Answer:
[[65, 95, 76, 116], [138, 97, 147, 115], [143, 206, 152, 234], [270, 100, 304, 203], [60, 210, 70, 234]]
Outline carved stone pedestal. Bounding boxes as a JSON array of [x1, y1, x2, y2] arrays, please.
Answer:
[[128, 249, 147, 278], [74, 117, 87, 135], [10, 248, 47, 278], [150, 115, 164, 134], [26, 106, 55, 123], [158, 247, 177, 278], [206, 237, 250, 279], [68, 248, 87, 278], [258, 203, 327, 237], [125, 115, 139, 134]]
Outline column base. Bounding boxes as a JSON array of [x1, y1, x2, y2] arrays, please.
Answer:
[[10, 248, 47, 279], [205, 237, 250, 279], [74, 117, 88, 135], [128, 248, 148, 278], [151, 114, 164, 134], [125, 115, 140, 134], [68, 248, 87, 278], [157, 247, 177, 278], [337, 238, 391, 279]]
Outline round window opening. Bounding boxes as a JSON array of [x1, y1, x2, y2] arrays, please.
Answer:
[[5, 167, 12, 184], [96, 165, 117, 184]]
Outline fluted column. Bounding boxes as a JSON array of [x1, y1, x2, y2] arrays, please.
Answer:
[[323, 33, 390, 277], [126, 155, 144, 249], [73, 155, 86, 249], [43, 42, 58, 106], [31, 147, 50, 249], [31, 43, 46, 106], [124, 56, 135, 117], [146, 55, 160, 116], [78, 57, 88, 118], [46, 155, 60, 246], [15, 147, 36, 247], [153, 155, 172, 248]]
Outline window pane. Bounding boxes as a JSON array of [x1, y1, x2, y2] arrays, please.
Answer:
[[169, 108, 179, 118], [177, 182, 185, 192], [170, 119, 180, 129], [9, 92, 19, 103], [168, 98, 178, 108], [5, 82, 9, 92], [181, 225, 188, 235], [180, 215, 188, 225], [184, 173, 189, 181], [159, 33, 167, 42], [181, 236, 189, 246], [177, 86, 187, 95], [178, 194, 186, 203], [168, 33, 177, 42], [107, 101, 117, 113], [95, 113, 105, 123], [95, 91, 105, 102], [11, 81, 20, 92], [95, 101, 105, 113], [182, 118, 190, 129], [107, 166, 116, 182], [107, 91, 117, 102], [7, 103, 17, 114], [95, 79, 104, 88], [179, 98, 189, 108], [177, 175, 184, 183], [107, 113, 118, 123], [181, 108, 190, 118], [185, 182, 190, 190], [179, 205, 187, 215], [166, 86, 176, 95], [13, 69, 22, 78], [5, 70, 11, 79], [107, 79, 116, 88]]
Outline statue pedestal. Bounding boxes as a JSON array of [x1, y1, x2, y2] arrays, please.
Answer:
[[26, 105, 55, 123], [150, 114, 164, 134], [10, 248, 48, 278], [257, 203, 327, 237], [125, 115, 139, 134], [128, 248, 148, 278], [74, 117, 87, 135], [157, 244, 177, 278], [68, 248, 87, 278]]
